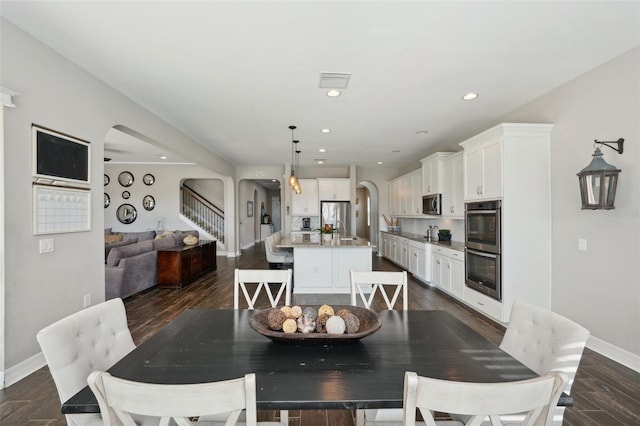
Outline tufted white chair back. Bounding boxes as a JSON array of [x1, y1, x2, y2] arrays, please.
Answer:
[[37, 298, 136, 426], [499, 300, 590, 425]]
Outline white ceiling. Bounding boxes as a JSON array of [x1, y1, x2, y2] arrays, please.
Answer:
[[2, 1, 639, 169]]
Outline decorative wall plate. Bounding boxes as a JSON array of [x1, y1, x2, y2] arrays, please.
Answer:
[[104, 174, 110, 186], [104, 193, 110, 208], [122, 191, 130, 199]]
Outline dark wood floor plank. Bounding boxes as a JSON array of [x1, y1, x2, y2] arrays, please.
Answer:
[[1, 242, 639, 425]]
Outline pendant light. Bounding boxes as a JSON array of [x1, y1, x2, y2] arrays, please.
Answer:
[[293, 146, 302, 194], [288, 125, 300, 189]]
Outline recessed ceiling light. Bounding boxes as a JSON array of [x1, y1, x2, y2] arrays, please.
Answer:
[[321, 128, 331, 134], [416, 130, 428, 135], [159, 155, 168, 160], [272, 179, 277, 182], [462, 92, 479, 101], [319, 148, 326, 153], [317, 160, 324, 164], [377, 161, 383, 165], [326, 89, 341, 97]]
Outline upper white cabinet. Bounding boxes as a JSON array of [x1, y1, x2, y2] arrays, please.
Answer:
[[461, 135, 502, 201], [421, 152, 454, 195], [318, 178, 350, 201], [409, 169, 423, 215], [442, 152, 464, 218], [389, 169, 422, 216], [291, 178, 319, 215]]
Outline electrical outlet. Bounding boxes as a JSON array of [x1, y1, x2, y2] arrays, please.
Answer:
[[39, 238, 54, 254], [83, 294, 91, 307], [578, 239, 587, 252]]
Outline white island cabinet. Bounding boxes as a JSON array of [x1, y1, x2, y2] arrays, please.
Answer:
[[277, 234, 373, 294]]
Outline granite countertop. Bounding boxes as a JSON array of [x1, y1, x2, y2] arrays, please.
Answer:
[[278, 234, 376, 249], [381, 230, 465, 252]]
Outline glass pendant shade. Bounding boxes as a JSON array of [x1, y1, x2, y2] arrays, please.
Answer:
[[289, 170, 297, 187], [577, 147, 621, 209]]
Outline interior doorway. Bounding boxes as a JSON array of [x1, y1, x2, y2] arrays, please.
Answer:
[[356, 181, 379, 252]]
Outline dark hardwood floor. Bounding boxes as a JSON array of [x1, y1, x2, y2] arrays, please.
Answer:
[[1, 243, 639, 425]]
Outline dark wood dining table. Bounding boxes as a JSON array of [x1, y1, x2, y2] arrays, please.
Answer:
[[63, 308, 571, 414]]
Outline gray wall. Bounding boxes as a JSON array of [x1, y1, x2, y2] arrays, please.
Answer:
[[0, 20, 234, 384], [496, 47, 639, 358]]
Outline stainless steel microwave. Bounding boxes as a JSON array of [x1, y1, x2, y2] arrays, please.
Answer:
[[422, 194, 441, 215]]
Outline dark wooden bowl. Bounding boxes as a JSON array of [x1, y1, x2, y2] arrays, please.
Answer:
[[249, 305, 382, 344]]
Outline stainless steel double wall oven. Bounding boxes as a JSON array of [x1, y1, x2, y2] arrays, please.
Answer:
[[465, 200, 501, 300]]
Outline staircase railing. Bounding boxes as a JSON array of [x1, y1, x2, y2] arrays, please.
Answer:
[[181, 185, 224, 244]]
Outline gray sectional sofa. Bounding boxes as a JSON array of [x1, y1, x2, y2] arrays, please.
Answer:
[[104, 229, 199, 300]]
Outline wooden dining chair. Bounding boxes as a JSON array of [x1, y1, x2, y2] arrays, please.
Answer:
[[350, 270, 408, 311], [234, 268, 292, 309], [88, 371, 284, 426], [37, 298, 136, 426], [402, 371, 568, 426]]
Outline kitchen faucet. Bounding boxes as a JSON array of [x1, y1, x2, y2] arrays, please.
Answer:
[[336, 220, 346, 235]]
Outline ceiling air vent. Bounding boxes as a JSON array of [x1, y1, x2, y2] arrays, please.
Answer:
[[319, 73, 351, 89]]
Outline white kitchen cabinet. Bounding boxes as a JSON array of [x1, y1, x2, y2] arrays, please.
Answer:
[[459, 123, 554, 322], [420, 152, 454, 195], [409, 169, 423, 215], [431, 246, 464, 301], [449, 257, 465, 300], [389, 169, 422, 216], [442, 152, 464, 218], [291, 179, 319, 215], [318, 178, 350, 201], [408, 243, 426, 281], [431, 252, 446, 290], [381, 233, 390, 259], [461, 134, 502, 201]]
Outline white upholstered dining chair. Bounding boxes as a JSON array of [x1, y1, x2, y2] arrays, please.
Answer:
[[234, 268, 292, 309], [350, 270, 407, 426], [36, 298, 136, 426], [350, 270, 408, 311], [233, 268, 291, 424], [402, 371, 568, 426], [498, 300, 590, 426], [88, 371, 284, 426]]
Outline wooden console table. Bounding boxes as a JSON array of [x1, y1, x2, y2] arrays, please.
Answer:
[[157, 240, 216, 289]]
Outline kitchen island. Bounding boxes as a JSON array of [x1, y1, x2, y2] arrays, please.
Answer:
[[277, 234, 375, 294]]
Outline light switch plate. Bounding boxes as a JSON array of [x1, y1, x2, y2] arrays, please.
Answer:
[[578, 239, 587, 251], [39, 238, 54, 254]]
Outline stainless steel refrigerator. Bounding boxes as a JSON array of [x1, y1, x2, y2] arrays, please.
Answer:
[[321, 201, 351, 235]]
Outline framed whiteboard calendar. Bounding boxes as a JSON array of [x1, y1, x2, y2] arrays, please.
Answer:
[[33, 184, 91, 235]]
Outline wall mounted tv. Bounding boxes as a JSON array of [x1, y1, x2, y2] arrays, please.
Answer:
[[32, 125, 91, 187]]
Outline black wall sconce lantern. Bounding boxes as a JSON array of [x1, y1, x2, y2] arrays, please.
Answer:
[[577, 138, 624, 210]]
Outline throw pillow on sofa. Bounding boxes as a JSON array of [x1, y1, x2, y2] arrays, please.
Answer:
[[118, 230, 156, 242], [105, 238, 137, 263], [153, 236, 178, 251], [105, 234, 123, 244], [106, 240, 154, 267]]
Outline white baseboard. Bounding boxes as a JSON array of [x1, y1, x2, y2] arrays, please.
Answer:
[[3, 351, 46, 388], [587, 336, 640, 373]]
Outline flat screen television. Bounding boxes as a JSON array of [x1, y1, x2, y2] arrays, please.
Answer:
[[32, 125, 90, 186]]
